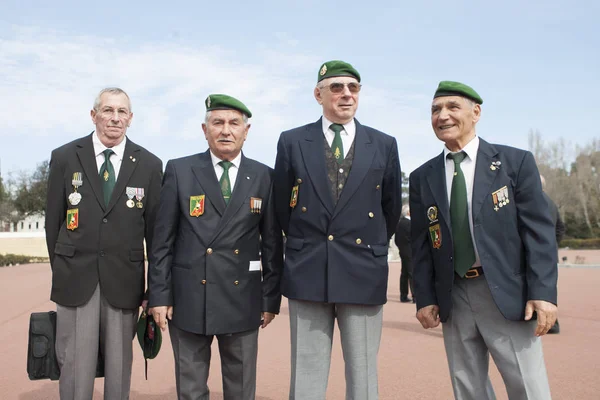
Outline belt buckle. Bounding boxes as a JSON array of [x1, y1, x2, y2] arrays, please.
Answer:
[[464, 268, 480, 279]]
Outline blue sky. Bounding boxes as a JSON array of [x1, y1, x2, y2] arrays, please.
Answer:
[[1, 1, 598, 178]]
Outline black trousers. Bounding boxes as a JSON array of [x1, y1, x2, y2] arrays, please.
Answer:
[[400, 256, 414, 298]]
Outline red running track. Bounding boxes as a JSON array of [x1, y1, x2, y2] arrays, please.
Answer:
[[1, 263, 598, 399]]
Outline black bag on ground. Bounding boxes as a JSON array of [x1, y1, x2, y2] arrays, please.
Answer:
[[27, 311, 105, 380], [27, 311, 60, 380]]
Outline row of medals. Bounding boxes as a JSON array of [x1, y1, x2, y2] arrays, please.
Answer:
[[67, 173, 143, 208]]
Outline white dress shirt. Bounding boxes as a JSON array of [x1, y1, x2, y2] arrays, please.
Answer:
[[321, 116, 356, 158], [210, 150, 242, 190], [92, 132, 126, 178], [444, 135, 481, 268]]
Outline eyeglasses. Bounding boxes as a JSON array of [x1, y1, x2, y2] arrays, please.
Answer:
[[321, 82, 362, 94]]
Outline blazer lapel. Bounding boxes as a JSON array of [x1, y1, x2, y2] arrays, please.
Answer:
[[299, 120, 334, 215], [76, 133, 105, 211], [105, 139, 140, 214], [191, 151, 226, 217], [210, 155, 255, 243], [332, 121, 375, 219], [426, 152, 451, 229], [472, 138, 501, 220]]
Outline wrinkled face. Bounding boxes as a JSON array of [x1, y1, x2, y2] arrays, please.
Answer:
[[431, 96, 480, 148], [91, 93, 132, 146], [314, 76, 360, 124], [202, 109, 249, 161]]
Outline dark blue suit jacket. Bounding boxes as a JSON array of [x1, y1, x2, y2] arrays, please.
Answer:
[[409, 138, 558, 322], [274, 118, 402, 305]]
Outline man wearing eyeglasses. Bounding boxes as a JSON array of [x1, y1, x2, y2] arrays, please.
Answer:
[[274, 60, 402, 399]]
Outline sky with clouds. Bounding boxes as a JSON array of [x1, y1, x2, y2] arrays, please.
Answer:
[[1, 0, 598, 178]]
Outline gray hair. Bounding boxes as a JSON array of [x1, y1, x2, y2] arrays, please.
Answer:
[[93, 87, 132, 112], [204, 110, 249, 125], [401, 204, 410, 217]]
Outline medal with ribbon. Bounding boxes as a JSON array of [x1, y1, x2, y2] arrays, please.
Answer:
[[68, 172, 83, 206], [135, 188, 145, 209], [126, 187, 136, 208]]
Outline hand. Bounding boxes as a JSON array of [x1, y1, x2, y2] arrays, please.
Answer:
[[261, 312, 276, 328], [524, 300, 558, 336], [148, 306, 173, 331], [416, 305, 441, 329]]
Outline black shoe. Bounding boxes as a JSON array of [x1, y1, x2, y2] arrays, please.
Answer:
[[400, 296, 412, 303], [548, 320, 560, 334]]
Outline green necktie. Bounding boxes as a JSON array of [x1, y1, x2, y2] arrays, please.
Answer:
[[100, 149, 116, 206], [329, 123, 344, 165], [219, 161, 233, 205], [448, 151, 476, 277]]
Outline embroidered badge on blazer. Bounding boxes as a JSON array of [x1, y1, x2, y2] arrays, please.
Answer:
[[66, 209, 79, 230], [429, 224, 442, 249], [250, 197, 262, 214], [290, 185, 299, 208], [492, 186, 510, 212], [427, 206, 438, 224], [190, 195, 205, 217]]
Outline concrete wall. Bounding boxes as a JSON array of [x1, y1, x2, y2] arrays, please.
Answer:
[[0, 232, 48, 257]]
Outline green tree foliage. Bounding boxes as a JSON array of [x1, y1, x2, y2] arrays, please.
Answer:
[[13, 160, 49, 217]]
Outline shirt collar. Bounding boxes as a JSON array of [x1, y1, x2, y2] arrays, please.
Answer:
[[210, 150, 242, 169], [92, 131, 127, 159], [321, 116, 355, 136], [443, 135, 479, 161]]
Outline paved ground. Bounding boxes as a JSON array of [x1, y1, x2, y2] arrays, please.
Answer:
[[1, 262, 599, 399]]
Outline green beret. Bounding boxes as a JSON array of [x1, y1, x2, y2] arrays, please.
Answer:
[[136, 310, 162, 361], [434, 81, 483, 105], [205, 94, 252, 118], [317, 60, 361, 83]]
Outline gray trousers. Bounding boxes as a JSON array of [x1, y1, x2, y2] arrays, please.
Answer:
[[288, 299, 383, 400], [169, 324, 259, 400], [55, 284, 138, 400], [442, 276, 552, 400]]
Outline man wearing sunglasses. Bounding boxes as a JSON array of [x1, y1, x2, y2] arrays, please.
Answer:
[[274, 60, 402, 399]]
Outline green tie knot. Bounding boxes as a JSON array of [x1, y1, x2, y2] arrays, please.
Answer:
[[448, 151, 467, 165], [330, 123, 344, 135], [219, 160, 232, 171]]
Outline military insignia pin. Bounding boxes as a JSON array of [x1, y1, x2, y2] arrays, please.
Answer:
[[190, 195, 205, 217], [66, 208, 79, 230], [427, 206, 438, 223], [320, 64, 327, 76], [126, 187, 136, 208], [103, 170, 110, 181], [429, 224, 442, 249], [490, 160, 501, 171], [206, 96, 211, 108], [68, 172, 83, 206], [290, 185, 299, 208], [250, 197, 262, 214], [491, 185, 510, 211]]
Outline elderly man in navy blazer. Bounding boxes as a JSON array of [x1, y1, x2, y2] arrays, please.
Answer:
[[410, 81, 558, 399], [274, 60, 402, 399]]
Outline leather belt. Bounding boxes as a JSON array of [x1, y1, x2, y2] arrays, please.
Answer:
[[461, 266, 484, 279]]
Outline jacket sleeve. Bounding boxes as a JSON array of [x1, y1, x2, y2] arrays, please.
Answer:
[[515, 152, 558, 304], [144, 157, 163, 268], [382, 137, 402, 241], [259, 171, 284, 314], [44, 150, 67, 267], [148, 160, 178, 307], [273, 133, 294, 235], [409, 170, 438, 309]]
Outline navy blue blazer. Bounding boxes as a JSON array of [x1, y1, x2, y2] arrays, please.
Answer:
[[148, 151, 283, 335], [274, 118, 402, 305], [409, 138, 558, 322]]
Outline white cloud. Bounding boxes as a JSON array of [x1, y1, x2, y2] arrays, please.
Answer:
[[1, 25, 433, 173]]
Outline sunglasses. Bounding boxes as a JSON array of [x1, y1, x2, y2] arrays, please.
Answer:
[[321, 82, 362, 94]]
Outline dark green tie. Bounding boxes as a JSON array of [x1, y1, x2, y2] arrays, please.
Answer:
[[329, 123, 344, 165], [448, 151, 476, 277], [100, 149, 116, 206], [219, 161, 233, 205]]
